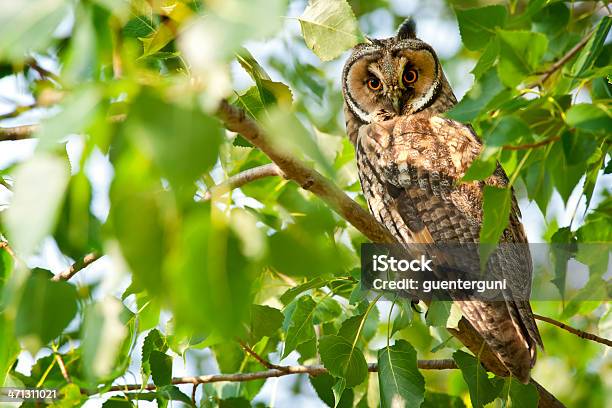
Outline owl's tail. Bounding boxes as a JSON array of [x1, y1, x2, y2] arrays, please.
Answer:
[[457, 299, 542, 384]]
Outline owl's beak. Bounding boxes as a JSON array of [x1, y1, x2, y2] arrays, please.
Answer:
[[391, 94, 402, 114]]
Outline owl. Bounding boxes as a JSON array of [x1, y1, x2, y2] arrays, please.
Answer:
[[342, 19, 543, 384]]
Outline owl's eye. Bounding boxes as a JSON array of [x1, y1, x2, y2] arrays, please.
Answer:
[[402, 69, 418, 86], [367, 77, 382, 91]]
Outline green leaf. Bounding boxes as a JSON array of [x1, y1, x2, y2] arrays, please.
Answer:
[[481, 116, 531, 159], [3, 154, 70, 257], [279, 277, 326, 305], [337, 308, 379, 344], [283, 295, 317, 358], [236, 49, 293, 116], [123, 16, 156, 38], [446, 69, 504, 122], [480, 186, 511, 244], [149, 351, 172, 386], [54, 172, 102, 260], [263, 108, 334, 177], [506, 378, 539, 407], [524, 153, 554, 213], [426, 301, 462, 329], [576, 194, 612, 242], [125, 88, 223, 189], [135, 292, 161, 332], [531, 3, 569, 36], [142, 329, 168, 379], [565, 103, 612, 133], [57, 383, 88, 407], [453, 350, 503, 408], [249, 304, 283, 342], [455, 5, 507, 51], [391, 300, 412, 337], [319, 334, 368, 387], [547, 142, 584, 204], [332, 378, 349, 408], [218, 397, 251, 408], [15, 269, 78, 353], [140, 24, 174, 57], [36, 86, 103, 150], [109, 153, 167, 296], [377, 340, 425, 408], [310, 373, 354, 408], [570, 16, 612, 78], [471, 40, 499, 80], [160, 385, 194, 405], [462, 155, 497, 181], [422, 392, 466, 407], [314, 297, 343, 324], [497, 30, 548, 87], [81, 298, 130, 382], [268, 224, 343, 277], [168, 208, 253, 337], [102, 398, 135, 408], [298, 0, 363, 61], [0, 315, 19, 387], [0, 0, 69, 62]]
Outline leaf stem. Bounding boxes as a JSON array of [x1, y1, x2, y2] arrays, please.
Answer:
[[507, 149, 533, 188]]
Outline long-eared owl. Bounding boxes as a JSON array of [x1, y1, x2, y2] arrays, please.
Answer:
[[342, 19, 543, 383]]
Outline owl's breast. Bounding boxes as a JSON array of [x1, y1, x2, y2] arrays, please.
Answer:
[[386, 115, 482, 179]]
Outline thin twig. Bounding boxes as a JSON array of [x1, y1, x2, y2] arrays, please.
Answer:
[[0, 104, 37, 120], [52, 252, 102, 282], [534, 314, 612, 347], [528, 28, 596, 88], [0, 241, 18, 260], [99, 360, 457, 393], [53, 352, 72, 383], [502, 136, 560, 151], [238, 341, 287, 371], [0, 177, 11, 191], [27, 59, 61, 82], [202, 164, 285, 201], [191, 382, 199, 405]]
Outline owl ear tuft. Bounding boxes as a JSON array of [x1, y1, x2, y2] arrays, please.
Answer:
[[397, 18, 417, 40]]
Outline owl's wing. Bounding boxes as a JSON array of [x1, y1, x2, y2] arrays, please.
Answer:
[[358, 115, 542, 383]]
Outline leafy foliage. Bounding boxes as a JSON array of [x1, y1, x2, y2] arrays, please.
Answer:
[[0, 0, 608, 407]]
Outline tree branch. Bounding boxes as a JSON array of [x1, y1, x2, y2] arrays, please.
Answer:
[[52, 252, 102, 282], [534, 314, 612, 347], [528, 29, 595, 88], [215, 100, 395, 244], [0, 124, 39, 141], [98, 361, 561, 407], [100, 360, 457, 393], [238, 341, 287, 371], [202, 163, 285, 201]]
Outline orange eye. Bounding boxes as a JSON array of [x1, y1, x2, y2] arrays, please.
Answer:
[[402, 69, 418, 85], [367, 77, 382, 91]]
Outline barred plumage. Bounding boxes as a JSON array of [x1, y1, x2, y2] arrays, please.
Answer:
[[342, 19, 542, 383]]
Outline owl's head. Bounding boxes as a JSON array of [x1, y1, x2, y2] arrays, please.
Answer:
[[342, 19, 445, 123]]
